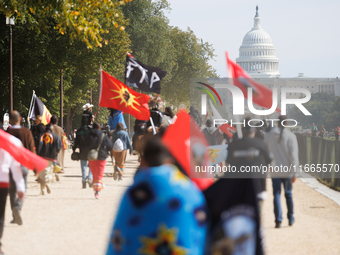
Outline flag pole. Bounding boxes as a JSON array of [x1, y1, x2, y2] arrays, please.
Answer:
[[60, 69, 63, 129], [97, 64, 102, 121], [149, 117, 157, 135], [226, 52, 243, 139], [27, 90, 35, 120]]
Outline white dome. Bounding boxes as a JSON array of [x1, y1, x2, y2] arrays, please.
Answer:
[[236, 6, 280, 78], [242, 29, 273, 45]]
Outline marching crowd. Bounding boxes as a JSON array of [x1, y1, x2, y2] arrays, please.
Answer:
[[0, 98, 300, 255]]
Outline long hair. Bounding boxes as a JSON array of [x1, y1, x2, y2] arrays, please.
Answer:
[[116, 122, 125, 131], [165, 107, 174, 118]]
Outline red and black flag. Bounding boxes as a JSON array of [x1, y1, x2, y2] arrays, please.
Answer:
[[29, 94, 52, 125], [99, 70, 151, 121], [125, 53, 167, 94]]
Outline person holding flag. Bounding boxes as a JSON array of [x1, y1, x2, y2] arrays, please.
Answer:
[[82, 103, 94, 126], [147, 95, 163, 129]]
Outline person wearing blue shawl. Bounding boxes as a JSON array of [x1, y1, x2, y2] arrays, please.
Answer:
[[106, 164, 208, 254], [108, 109, 127, 131]]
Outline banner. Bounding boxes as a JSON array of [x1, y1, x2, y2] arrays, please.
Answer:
[[99, 70, 150, 121], [207, 144, 228, 164], [125, 54, 167, 94], [29, 94, 52, 125]]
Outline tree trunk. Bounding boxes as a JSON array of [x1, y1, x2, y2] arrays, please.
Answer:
[[64, 107, 76, 137]]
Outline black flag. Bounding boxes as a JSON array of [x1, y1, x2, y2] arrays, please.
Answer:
[[125, 54, 167, 94]]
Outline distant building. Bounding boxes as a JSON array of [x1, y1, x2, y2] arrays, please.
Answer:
[[236, 5, 280, 78], [210, 6, 340, 111]]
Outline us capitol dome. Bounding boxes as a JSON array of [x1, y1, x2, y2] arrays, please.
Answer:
[[236, 6, 280, 78]]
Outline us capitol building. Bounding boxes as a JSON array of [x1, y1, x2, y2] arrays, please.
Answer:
[[211, 6, 340, 105]]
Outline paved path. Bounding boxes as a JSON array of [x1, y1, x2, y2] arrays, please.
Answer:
[[262, 178, 340, 255], [3, 150, 138, 255], [3, 150, 340, 254]]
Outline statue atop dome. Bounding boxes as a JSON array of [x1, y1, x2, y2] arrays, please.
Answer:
[[236, 6, 280, 78]]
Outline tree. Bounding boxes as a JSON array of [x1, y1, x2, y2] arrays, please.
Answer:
[[289, 93, 336, 130], [161, 27, 217, 108], [0, 7, 130, 134], [122, 0, 217, 110], [0, 0, 131, 48]]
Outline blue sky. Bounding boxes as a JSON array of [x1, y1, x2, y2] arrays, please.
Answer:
[[166, 0, 340, 78]]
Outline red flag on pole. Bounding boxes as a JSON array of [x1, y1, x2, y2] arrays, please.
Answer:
[[0, 129, 48, 172], [162, 110, 214, 191], [219, 123, 235, 138], [226, 52, 280, 112], [99, 70, 150, 121]]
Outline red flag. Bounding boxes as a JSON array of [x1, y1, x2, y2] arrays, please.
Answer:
[[99, 70, 150, 121], [162, 110, 214, 191], [0, 129, 48, 173], [219, 123, 235, 138], [226, 52, 280, 112]]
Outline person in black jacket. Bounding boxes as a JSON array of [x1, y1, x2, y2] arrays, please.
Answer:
[[146, 101, 163, 128], [88, 122, 113, 199], [36, 124, 62, 195], [31, 115, 45, 149], [72, 118, 93, 189]]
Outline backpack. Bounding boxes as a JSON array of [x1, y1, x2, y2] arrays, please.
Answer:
[[113, 138, 124, 152]]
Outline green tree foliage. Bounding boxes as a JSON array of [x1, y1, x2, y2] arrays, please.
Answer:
[[162, 27, 217, 109], [122, 0, 218, 109], [1, 0, 217, 135], [289, 93, 337, 130], [0, 9, 130, 134], [0, 0, 131, 48]]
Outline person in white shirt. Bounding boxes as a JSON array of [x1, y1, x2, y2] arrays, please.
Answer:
[[0, 148, 25, 254], [264, 115, 299, 229]]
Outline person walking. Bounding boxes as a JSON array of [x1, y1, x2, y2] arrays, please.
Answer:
[[203, 119, 223, 146], [50, 115, 65, 174], [0, 148, 25, 254], [7, 111, 34, 225], [73, 119, 93, 189], [161, 106, 176, 127], [111, 122, 132, 181], [88, 122, 113, 199], [82, 103, 94, 126], [311, 123, 318, 137], [36, 124, 62, 195], [108, 109, 127, 131], [319, 125, 326, 139], [334, 125, 340, 141], [31, 115, 45, 149], [147, 100, 163, 128], [265, 116, 299, 228]]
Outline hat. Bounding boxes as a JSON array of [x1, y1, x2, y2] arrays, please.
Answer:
[[83, 103, 94, 111], [36, 115, 42, 121]]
